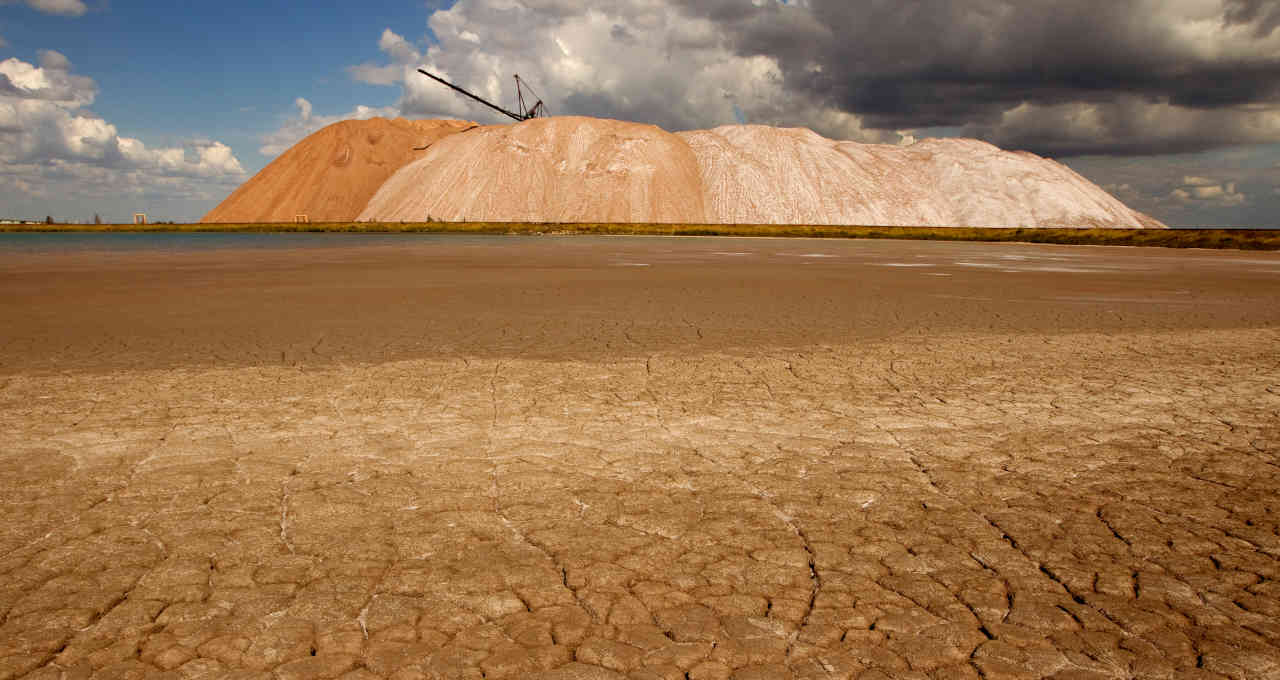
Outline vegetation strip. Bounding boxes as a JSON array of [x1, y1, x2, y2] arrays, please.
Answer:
[[4, 222, 1278, 250]]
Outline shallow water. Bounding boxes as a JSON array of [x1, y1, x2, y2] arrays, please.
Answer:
[[0, 231, 507, 255]]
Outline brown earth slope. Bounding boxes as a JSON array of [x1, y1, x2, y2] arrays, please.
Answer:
[[201, 118, 474, 223]]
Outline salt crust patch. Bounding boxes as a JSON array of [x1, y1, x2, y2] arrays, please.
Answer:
[[1021, 266, 1106, 273], [1052, 295, 1199, 304]]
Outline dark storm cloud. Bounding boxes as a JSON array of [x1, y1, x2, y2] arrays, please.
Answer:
[[671, 0, 1280, 155], [375, 0, 1280, 158], [1225, 0, 1280, 37]]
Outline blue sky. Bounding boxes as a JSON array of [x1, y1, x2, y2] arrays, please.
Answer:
[[1, 0, 1278, 225], [2, 0, 437, 169]]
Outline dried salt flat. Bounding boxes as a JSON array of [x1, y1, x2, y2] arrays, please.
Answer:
[[1051, 295, 1201, 304], [1015, 266, 1109, 273]]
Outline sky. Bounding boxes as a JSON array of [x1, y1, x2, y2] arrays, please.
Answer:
[[1, 0, 1278, 226]]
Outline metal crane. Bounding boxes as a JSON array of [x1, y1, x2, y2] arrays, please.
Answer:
[[417, 69, 547, 122]]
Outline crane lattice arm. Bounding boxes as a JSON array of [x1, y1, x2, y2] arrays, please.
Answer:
[[417, 69, 545, 122]]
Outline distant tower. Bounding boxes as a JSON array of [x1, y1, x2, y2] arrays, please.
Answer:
[[133, 213, 147, 225]]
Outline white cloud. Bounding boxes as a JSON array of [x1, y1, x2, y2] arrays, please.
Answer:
[[257, 96, 398, 156], [377, 27, 420, 64], [348, 29, 419, 86], [348, 62, 402, 86], [38, 48, 69, 71], [0, 52, 96, 106], [348, 5, 888, 143], [1167, 176, 1247, 208], [294, 96, 312, 121], [0, 53, 245, 210], [3, 0, 87, 16], [1103, 183, 1140, 204]]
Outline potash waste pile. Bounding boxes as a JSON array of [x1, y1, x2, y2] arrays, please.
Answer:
[[202, 118, 476, 223], [203, 116, 1164, 228]]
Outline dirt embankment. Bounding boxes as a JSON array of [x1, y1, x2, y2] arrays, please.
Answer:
[[201, 118, 474, 224]]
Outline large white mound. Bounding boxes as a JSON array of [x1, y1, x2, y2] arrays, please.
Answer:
[[359, 117, 706, 224], [681, 127, 1161, 228], [354, 116, 1161, 228]]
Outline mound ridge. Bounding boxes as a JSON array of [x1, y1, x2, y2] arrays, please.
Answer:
[[208, 115, 1164, 228], [201, 117, 474, 223]]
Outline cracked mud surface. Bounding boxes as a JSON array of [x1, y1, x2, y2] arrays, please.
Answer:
[[1, 236, 1278, 679]]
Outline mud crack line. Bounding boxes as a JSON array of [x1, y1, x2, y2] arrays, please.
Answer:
[[786, 520, 823, 661]]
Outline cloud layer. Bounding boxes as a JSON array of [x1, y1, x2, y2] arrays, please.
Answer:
[[350, 7, 892, 144], [345, 0, 1280, 159], [0, 52, 245, 215], [328, 0, 1280, 226]]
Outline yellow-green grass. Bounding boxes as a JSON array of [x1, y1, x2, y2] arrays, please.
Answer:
[[4, 222, 1279, 250]]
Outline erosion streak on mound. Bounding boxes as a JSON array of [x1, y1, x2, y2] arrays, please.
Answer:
[[361, 117, 707, 224], [201, 118, 474, 224]]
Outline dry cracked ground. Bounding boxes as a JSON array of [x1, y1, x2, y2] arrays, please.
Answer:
[[0, 235, 1277, 680]]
